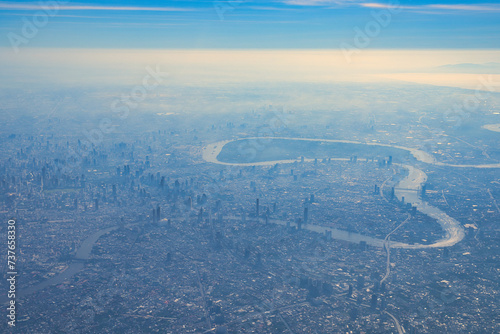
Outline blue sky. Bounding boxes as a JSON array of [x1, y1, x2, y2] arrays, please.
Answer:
[[0, 0, 499, 49]]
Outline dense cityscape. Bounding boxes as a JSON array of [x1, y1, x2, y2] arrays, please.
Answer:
[[1, 0, 500, 332], [1, 94, 499, 332]]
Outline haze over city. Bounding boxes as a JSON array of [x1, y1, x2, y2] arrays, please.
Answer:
[[0, 1, 499, 333]]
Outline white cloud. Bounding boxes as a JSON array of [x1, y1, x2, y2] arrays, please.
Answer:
[[282, 0, 500, 12], [361, 2, 500, 12], [282, 0, 362, 6], [428, 4, 500, 11], [0, 2, 193, 11], [361, 2, 405, 9]]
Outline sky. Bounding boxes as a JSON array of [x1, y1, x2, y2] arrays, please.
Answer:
[[0, 0, 499, 49], [0, 1, 499, 91]]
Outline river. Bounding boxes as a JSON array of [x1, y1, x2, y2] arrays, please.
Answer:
[[0, 226, 121, 305], [483, 124, 500, 133], [202, 137, 500, 249], [10, 135, 497, 302]]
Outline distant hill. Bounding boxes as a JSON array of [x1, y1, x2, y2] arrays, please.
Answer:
[[435, 62, 500, 74]]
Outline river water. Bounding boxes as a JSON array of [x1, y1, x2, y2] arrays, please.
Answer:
[[1, 226, 120, 305], [202, 137, 500, 249], [483, 124, 500, 133], [11, 136, 497, 301]]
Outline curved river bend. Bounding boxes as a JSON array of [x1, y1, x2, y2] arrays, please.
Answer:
[[203, 137, 500, 249], [483, 124, 500, 133], [10, 136, 497, 302]]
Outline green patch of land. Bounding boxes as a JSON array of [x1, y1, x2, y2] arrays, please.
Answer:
[[217, 139, 411, 163], [43, 188, 80, 194]]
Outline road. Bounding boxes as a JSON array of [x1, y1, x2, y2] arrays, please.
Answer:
[[380, 214, 411, 286], [384, 310, 405, 334], [202, 137, 500, 249]]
